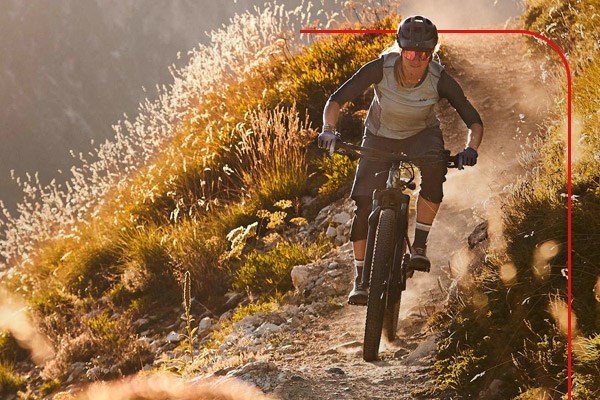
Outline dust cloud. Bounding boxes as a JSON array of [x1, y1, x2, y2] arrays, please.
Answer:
[[398, 0, 524, 29], [0, 287, 54, 365], [387, 17, 560, 320]]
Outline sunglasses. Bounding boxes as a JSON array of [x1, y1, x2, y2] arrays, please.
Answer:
[[402, 50, 432, 61]]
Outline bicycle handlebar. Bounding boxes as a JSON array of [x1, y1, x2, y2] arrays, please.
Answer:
[[334, 141, 466, 170]]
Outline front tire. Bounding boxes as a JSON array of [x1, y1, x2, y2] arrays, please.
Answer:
[[363, 209, 396, 361]]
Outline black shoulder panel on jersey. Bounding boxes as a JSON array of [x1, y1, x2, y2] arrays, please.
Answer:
[[438, 70, 483, 128], [328, 56, 384, 105]]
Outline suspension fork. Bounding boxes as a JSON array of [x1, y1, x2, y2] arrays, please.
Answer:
[[361, 202, 379, 289], [391, 194, 410, 294]]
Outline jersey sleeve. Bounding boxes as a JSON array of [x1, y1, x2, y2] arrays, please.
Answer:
[[438, 70, 483, 127], [328, 56, 384, 105]]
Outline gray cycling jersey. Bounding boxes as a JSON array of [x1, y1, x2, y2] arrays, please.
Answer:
[[365, 53, 443, 139], [328, 53, 482, 138]]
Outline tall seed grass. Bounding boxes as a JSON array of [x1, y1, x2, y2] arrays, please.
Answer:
[[233, 105, 312, 206], [0, 1, 329, 273]]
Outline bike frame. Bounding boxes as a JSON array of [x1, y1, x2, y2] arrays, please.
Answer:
[[361, 159, 414, 292], [333, 141, 463, 361]]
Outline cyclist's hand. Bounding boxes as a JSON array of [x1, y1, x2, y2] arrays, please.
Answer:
[[459, 147, 478, 166], [318, 130, 337, 155]]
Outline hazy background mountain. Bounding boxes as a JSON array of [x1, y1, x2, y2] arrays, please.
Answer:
[[0, 0, 522, 212]]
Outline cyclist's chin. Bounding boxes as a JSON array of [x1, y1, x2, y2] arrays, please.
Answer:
[[408, 61, 425, 69]]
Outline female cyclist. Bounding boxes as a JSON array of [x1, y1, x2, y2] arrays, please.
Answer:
[[318, 16, 484, 305]]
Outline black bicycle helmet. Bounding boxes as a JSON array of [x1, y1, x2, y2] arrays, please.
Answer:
[[396, 16, 438, 51]]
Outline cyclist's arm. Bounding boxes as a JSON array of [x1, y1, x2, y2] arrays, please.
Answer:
[[438, 70, 484, 150], [466, 122, 483, 151], [323, 57, 384, 129]]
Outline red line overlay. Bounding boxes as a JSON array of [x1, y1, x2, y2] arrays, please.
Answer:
[[302, 28, 573, 399]]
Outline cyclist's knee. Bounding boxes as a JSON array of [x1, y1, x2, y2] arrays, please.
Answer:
[[419, 163, 446, 203], [419, 191, 443, 204], [350, 196, 371, 241]]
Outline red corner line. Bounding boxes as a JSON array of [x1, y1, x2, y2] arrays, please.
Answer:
[[300, 28, 573, 399]]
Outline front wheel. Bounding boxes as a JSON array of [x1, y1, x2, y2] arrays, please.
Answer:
[[363, 209, 396, 362]]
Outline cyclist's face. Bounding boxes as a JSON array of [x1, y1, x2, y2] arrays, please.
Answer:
[[401, 50, 430, 71]]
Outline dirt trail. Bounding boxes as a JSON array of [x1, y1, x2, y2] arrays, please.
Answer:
[[271, 33, 553, 399]]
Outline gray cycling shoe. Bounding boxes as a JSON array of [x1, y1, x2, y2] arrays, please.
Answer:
[[348, 265, 368, 306], [409, 246, 431, 272], [348, 281, 368, 306]]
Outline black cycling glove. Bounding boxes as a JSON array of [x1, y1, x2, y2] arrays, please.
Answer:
[[460, 147, 478, 166]]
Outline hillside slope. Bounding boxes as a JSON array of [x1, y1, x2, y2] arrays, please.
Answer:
[[50, 29, 556, 400], [252, 32, 554, 400]]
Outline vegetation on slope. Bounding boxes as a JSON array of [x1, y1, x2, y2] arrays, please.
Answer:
[[0, 2, 401, 395], [431, 1, 600, 399]]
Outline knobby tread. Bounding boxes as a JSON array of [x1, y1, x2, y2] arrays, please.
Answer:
[[363, 208, 396, 361]]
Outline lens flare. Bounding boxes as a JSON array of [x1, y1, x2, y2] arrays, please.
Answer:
[[486, 210, 506, 251], [472, 290, 489, 309], [449, 247, 474, 285], [499, 262, 517, 285], [548, 297, 577, 337], [532, 240, 559, 280]]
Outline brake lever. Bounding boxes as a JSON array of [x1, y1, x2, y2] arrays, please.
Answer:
[[457, 153, 464, 170]]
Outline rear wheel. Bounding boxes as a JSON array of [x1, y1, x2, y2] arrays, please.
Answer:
[[363, 209, 396, 361]]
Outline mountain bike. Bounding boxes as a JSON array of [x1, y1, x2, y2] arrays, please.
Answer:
[[334, 141, 465, 362]]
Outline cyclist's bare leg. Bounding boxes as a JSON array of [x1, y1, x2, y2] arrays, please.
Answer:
[[410, 195, 440, 268], [353, 239, 367, 261], [416, 195, 440, 225]]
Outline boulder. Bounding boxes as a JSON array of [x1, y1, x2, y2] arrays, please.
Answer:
[[291, 264, 318, 291]]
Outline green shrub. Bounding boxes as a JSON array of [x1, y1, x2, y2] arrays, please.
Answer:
[[0, 331, 28, 363], [232, 301, 279, 323], [40, 378, 61, 396], [232, 240, 324, 295], [64, 239, 121, 297], [312, 153, 357, 198], [0, 361, 24, 395]]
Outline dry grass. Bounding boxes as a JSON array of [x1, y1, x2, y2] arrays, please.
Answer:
[[58, 373, 274, 400], [0, 0, 406, 394]]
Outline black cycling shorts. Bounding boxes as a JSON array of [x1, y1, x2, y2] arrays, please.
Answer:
[[349, 126, 447, 241]]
